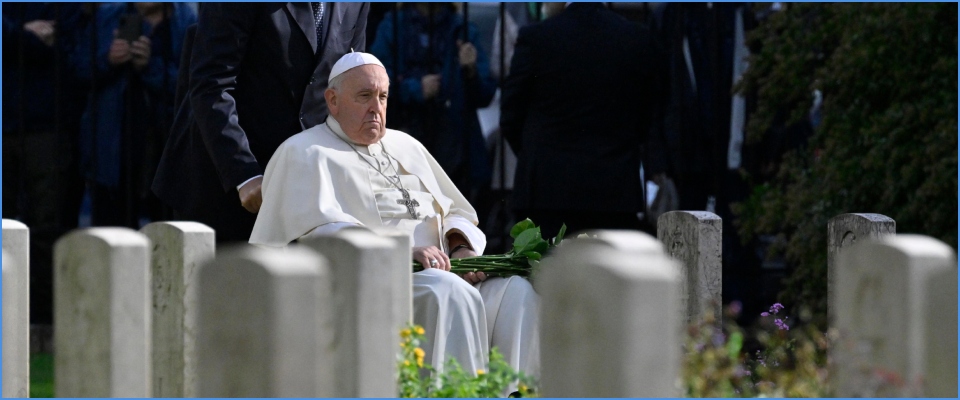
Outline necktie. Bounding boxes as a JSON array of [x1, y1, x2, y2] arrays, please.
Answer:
[[311, 2, 324, 44]]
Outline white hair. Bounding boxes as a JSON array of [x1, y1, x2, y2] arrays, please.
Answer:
[[328, 71, 347, 91]]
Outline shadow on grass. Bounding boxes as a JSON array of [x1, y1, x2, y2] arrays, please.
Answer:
[[30, 352, 53, 398]]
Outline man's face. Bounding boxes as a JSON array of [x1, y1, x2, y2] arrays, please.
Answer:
[[327, 65, 389, 145]]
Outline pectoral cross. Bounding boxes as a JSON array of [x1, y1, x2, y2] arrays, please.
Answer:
[[397, 188, 421, 219]]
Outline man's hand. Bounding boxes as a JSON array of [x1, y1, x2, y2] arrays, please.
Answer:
[[456, 40, 477, 78], [421, 74, 441, 100], [451, 247, 486, 284], [238, 176, 263, 213], [108, 36, 132, 66], [448, 236, 485, 284], [413, 246, 450, 271], [23, 20, 56, 47], [129, 35, 151, 70]]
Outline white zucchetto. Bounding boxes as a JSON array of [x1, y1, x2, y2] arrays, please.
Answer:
[[328, 51, 386, 83]]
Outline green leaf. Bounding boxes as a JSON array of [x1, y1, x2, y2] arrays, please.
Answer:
[[726, 331, 743, 359], [533, 240, 549, 253], [509, 218, 536, 239], [555, 223, 567, 245], [512, 227, 542, 254], [521, 251, 542, 260]]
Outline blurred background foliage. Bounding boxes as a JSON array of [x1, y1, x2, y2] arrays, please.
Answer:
[[734, 2, 958, 326]]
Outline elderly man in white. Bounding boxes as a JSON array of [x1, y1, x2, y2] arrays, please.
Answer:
[[250, 52, 539, 384]]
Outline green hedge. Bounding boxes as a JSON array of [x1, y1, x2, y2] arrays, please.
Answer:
[[735, 3, 958, 323]]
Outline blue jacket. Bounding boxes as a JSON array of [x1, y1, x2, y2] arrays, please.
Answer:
[[73, 3, 195, 187], [2, 3, 84, 133], [370, 4, 496, 185]]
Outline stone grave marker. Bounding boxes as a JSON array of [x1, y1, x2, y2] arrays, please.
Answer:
[[833, 234, 954, 397], [537, 231, 681, 397], [1, 220, 29, 397], [657, 211, 722, 325], [140, 221, 215, 397], [923, 253, 957, 397], [827, 213, 895, 324], [301, 229, 405, 397], [54, 228, 152, 397], [197, 245, 333, 397]]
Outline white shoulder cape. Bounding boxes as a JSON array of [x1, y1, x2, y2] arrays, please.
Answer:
[[249, 119, 482, 250]]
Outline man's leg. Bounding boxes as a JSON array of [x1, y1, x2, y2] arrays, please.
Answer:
[[21, 131, 64, 324], [475, 275, 540, 392], [412, 269, 489, 375]]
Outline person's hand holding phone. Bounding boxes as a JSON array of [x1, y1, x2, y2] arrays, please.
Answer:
[[108, 30, 132, 66], [23, 20, 56, 47], [130, 35, 151, 70]]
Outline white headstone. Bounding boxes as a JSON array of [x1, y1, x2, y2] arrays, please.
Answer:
[[361, 226, 414, 325], [833, 234, 955, 397], [924, 256, 957, 397], [827, 213, 895, 324], [657, 211, 723, 324], [300, 229, 405, 397], [537, 231, 681, 397], [140, 222, 215, 397], [197, 245, 333, 397], [1, 220, 29, 397], [54, 228, 152, 397]]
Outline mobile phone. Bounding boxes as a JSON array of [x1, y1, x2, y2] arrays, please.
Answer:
[[117, 12, 142, 42]]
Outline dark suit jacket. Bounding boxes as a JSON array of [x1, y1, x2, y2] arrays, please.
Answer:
[[500, 3, 665, 214], [646, 3, 755, 208], [152, 2, 368, 242]]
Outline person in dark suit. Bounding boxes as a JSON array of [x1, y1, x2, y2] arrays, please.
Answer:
[[499, 2, 665, 239], [152, 3, 369, 242]]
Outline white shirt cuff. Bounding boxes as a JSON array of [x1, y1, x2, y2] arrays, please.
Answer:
[[443, 214, 487, 256], [236, 175, 264, 191]]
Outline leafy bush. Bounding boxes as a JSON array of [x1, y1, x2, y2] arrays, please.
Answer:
[[397, 324, 536, 397], [734, 3, 958, 322], [682, 302, 830, 397]]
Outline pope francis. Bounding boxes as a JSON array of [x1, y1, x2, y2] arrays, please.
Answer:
[[250, 52, 539, 385]]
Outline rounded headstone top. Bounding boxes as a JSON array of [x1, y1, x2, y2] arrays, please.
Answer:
[[874, 234, 956, 261], [662, 211, 721, 222], [67, 227, 151, 248], [300, 228, 395, 250], [214, 244, 327, 277], [574, 229, 664, 255], [141, 221, 216, 234], [1, 219, 28, 231], [833, 213, 895, 223]]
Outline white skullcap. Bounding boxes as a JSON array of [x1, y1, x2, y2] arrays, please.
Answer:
[[328, 51, 385, 84]]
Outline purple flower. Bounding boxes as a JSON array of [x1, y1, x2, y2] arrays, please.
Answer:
[[761, 312, 770, 317], [774, 318, 790, 331], [728, 301, 743, 315], [712, 332, 726, 347], [770, 303, 784, 314]]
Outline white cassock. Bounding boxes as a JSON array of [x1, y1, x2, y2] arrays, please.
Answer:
[[250, 117, 539, 384]]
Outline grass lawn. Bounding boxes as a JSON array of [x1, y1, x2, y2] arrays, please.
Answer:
[[30, 353, 54, 398]]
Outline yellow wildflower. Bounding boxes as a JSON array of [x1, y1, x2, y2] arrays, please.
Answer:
[[415, 326, 425, 335], [400, 328, 411, 338], [417, 358, 423, 368], [403, 360, 411, 367], [476, 369, 486, 376], [413, 347, 425, 358], [519, 383, 528, 393]]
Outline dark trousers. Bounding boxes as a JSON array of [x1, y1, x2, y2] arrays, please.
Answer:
[[3, 130, 84, 324]]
